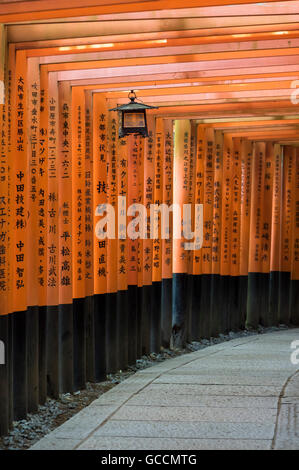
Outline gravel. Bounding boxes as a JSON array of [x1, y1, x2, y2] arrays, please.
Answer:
[[0, 325, 288, 451]]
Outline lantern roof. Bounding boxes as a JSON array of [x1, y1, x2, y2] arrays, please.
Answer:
[[109, 90, 159, 112], [110, 101, 158, 112]]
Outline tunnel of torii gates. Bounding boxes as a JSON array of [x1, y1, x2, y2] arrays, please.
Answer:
[[0, 0, 299, 437]]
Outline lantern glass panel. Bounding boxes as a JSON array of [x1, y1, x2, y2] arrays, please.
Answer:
[[123, 112, 145, 128]]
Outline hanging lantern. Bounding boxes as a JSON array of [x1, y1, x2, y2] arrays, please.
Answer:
[[110, 90, 158, 138]]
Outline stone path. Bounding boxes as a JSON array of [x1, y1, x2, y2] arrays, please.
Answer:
[[31, 329, 299, 450]]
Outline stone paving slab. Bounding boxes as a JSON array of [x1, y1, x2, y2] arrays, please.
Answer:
[[49, 406, 118, 440], [111, 405, 278, 424], [153, 374, 288, 386], [92, 420, 275, 440], [30, 329, 299, 451], [31, 437, 81, 450], [77, 437, 272, 450], [141, 383, 281, 397], [127, 393, 279, 408]]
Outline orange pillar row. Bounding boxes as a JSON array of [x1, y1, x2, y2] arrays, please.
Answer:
[[3, 51, 299, 440]]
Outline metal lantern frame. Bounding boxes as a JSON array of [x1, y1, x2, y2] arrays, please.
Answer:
[[110, 90, 158, 138]]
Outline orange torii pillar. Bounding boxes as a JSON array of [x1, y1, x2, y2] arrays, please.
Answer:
[[260, 142, 274, 326], [290, 148, 299, 325], [199, 127, 214, 339], [105, 99, 119, 374], [278, 146, 296, 325], [93, 93, 109, 382], [210, 130, 223, 337], [239, 140, 253, 329], [185, 120, 196, 342], [58, 81, 74, 393], [161, 119, 174, 348], [269, 144, 282, 326], [189, 124, 205, 341], [141, 115, 155, 355], [246, 142, 265, 329], [172, 120, 191, 348], [0, 23, 9, 436], [151, 117, 164, 352]]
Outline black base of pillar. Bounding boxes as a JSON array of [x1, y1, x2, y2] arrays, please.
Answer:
[[239, 276, 248, 330], [219, 276, 230, 334], [269, 271, 279, 327], [105, 292, 118, 374], [210, 274, 221, 337], [290, 279, 299, 326], [73, 298, 86, 391], [278, 271, 291, 325], [185, 275, 193, 344], [161, 278, 172, 349], [38, 306, 47, 404], [13, 310, 28, 420], [93, 294, 106, 382], [128, 285, 137, 365], [0, 314, 9, 436], [85, 296, 95, 382], [246, 272, 262, 330], [8, 314, 13, 428], [198, 274, 211, 339], [190, 275, 201, 341], [259, 273, 270, 327], [27, 306, 39, 413], [229, 276, 240, 332], [46, 305, 59, 399], [117, 290, 128, 371], [172, 273, 188, 348], [59, 303, 73, 393], [137, 287, 143, 359], [141, 285, 151, 355], [150, 281, 162, 353]]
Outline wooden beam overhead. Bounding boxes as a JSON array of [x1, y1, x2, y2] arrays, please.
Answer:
[[0, 0, 294, 23]]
